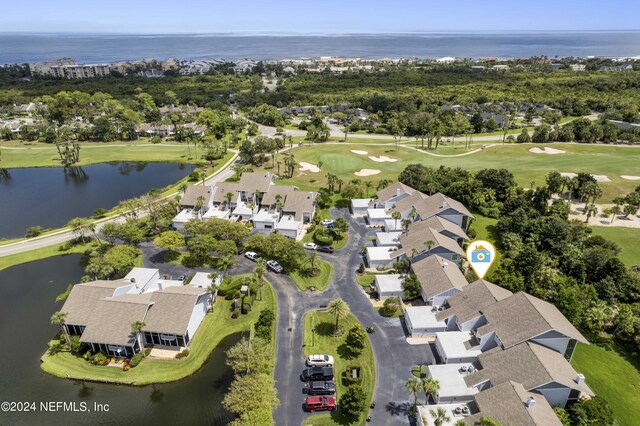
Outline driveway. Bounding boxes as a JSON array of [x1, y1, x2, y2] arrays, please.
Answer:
[[268, 207, 434, 426]]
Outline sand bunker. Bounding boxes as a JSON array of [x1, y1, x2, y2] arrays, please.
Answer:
[[561, 172, 610, 182], [351, 150, 368, 155], [369, 155, 398, 163], [354, 169, 381, 177], [529, 147, 566, 154], [298, 162, 320, 173], [621, 175, 640, 181]]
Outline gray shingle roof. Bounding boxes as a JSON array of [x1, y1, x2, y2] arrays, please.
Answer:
[[465, 381, 562, 426], [477, 292, 589, 347], [395, 226, 465, 258], [375, 182, 415, 203], [261, 185, 297, 206], [180, 185, 212, 207], [465, 342, 593, 395], [143, 286, 206, 335], [412, 192, 474, 220], [436, 280, 513, 324], [80, 297, 152, 346], [238, 172, 273, 194], [389, 191, 429, 214], [282, 191, 315, 221], [211, 182, 240, 203], [411, 255, 469, 300], [61, 281, 126, 326]]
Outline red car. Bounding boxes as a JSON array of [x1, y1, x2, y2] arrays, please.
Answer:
[[305, 396, 336, 412]]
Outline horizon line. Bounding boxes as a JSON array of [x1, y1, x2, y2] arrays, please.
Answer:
[[1, 29, 640, 36]]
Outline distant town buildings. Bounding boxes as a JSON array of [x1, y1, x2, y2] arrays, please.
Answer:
[[30, 58, 110, 79]]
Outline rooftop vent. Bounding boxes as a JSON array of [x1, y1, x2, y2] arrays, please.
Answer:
[[526, 396, 536, 410], [443, 262, 449, 269], [130, 278, 136, 283], [576, 373, 585, 385]]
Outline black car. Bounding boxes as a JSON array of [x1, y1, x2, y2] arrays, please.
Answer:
[[306, 380, 336, 395], [266, 259, 284, 273], [301, 366, 334, 382], [317, 245, 334, 254]]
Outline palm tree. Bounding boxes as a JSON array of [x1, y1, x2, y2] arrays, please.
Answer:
[[424, 239, 435, 256], [430, 407, 451, 426], [336, 178, 344, 193], [306, 251, 318, 274], [364, 181, 373, 197], [377, 179, 391, 191], [402, 219, 412, 234], [275, 194, 283, 214], [131, 320, 146, 357], [225, 191, 234, 209], [584, 203, 598, 223], [409, 209, 418, 223], [391, 210, 402, 230], [404, 377, 422, 407], [50, 311, 71, 347], [608, 204, 622, 224], [254, 259, 267, 300], [207, 272, 219, 310], [327, 298, 350, 334], [422, 377, 440, 404], [411, 248, 418, 259], [195, 195, 205, 214]]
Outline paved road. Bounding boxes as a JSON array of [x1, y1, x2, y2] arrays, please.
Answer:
[[0, 155, 237, 258], [265, 207, 434, 426]]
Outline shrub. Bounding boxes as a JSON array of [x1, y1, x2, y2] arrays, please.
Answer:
[[357, 262, 365, 274], [144, 347, 152, 357], [242, 301, 252, 314], [69, 335, 87, 354], [92, 208, 108, 218], [340, 384, 367, 420], [175, 348, 190, 359], [129, 353, 143, 368], [91, 352, 108, 365], [380, 297, 401, 317], [255, 308, 275, 342], [314, 232, 334, 246], [25, 226, 44, 238], [231, 308, 240, 319]]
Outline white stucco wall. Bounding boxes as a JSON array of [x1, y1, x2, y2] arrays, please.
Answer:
[[186, 295, 208, 344]]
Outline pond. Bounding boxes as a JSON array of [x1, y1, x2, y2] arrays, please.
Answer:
[[0, 162, 195, 239], [0, 255, 237, 425]]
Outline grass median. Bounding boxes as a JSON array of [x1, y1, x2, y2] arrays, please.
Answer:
[[290, 258, 334, 292], [303, 310, 375, 426], [41, 281, 276, 385]]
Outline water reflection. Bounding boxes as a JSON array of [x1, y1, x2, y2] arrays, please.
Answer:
[[0, 168, 10, 181]]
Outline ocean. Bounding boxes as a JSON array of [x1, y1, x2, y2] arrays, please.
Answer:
[[1, 32, 640, 64]]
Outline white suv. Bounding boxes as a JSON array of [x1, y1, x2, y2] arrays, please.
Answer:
[[307, 354, 335, 367], [244, 251, 260, 262]]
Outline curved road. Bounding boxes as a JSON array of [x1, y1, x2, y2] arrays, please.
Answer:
[[245, 208, 435, 426]]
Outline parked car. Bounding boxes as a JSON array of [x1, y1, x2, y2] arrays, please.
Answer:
[[320, 219, 334, 226], [305, 381, 336, 396], [317, 245, 334, 254], [303, 242, 317, 250], [307, 354, 335, 367], [301, 366, 334, 382], [177, 275, 187, 281], [266, 260, 284, 273], [305, 396, 336, 412], [244, 251, 260, 262]]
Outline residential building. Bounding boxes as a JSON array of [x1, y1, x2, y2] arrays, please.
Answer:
[[373, 274, 404, 300], [60, 268, 212, 357], [465, 341, 593, 407], [426, 363, 479, 404], [403, 306, 447, 338], [411, 255, 468, 306], [464, 381, 562, 426]]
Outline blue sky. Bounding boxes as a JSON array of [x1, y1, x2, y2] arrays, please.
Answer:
[[2, 1, 639, 33]]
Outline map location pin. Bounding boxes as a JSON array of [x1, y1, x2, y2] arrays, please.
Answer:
[[466, 240, 496, 280]]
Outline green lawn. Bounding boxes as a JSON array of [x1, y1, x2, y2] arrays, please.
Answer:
[[355, 273, 376, 289], [41, 281, 276, 385], [589, 227, 640, 267], [0, 241, 98, 271], [303, 310, 375, 426], [267, 143, 640, 202], [290, 258, 334, 291], [469, 214, 501, 275], [572, 341, 640, 426]]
